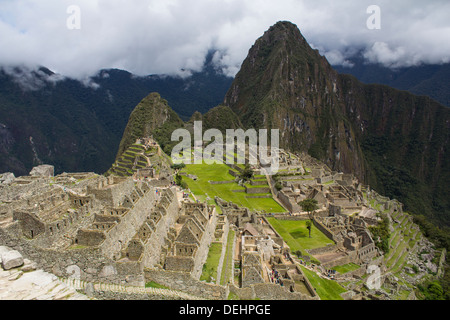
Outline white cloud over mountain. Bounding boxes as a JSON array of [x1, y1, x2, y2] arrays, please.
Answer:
[[1, 0, 449, 79]]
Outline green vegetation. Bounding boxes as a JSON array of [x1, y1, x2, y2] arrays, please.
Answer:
[[305, 220, 312, 238], [362, 130, 449, 231], [298, 199, 319, 218], [145, 281, 169, 289], [368, 213, 390, 254], [200, 105, 244, 134], [174, 173, 188, 189], [417, 280, 446, 300], [116, 92, 185, 159], [227, 291, 240, 300], [413, 215, 450, 254], [171, 163, 186, 170], [220, 229, 235, 286], [274, 181, 283, 191], [332, 263, 360, 274], [200, 242, 223, 283], [299, 265, 346, 300], [239, 164, 254, 182], [180, 162, 285, 213], [266, 217, 333, 256]]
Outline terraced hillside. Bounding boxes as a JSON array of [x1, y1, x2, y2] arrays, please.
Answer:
[[355, 191, 445, 300], [385, 210, 422, 274], [106, 140, 171, 178]]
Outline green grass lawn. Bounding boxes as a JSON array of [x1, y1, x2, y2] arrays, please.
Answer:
[[299, 265, 346, 300], [145, 281, 169, 289], [266, 217, 334, 251], [200, 242, 223, 283], [332, 263, 360, 274], [181, 163, 285, 213], [220, 229, 235, 286]]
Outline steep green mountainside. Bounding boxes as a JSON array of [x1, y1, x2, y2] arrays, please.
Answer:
[[184, 105, 244, 136], [0, 55, 232, 176], [341, 75, 449, 226], [116, 92, 185, 158], [333, 57, 450, 108], [0, 67, 118, 176], [115, 98, 243, 164], [223, 21, 450, 227]]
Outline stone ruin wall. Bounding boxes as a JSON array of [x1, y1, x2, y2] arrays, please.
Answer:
[[276, 190, 300, 213], [163, 203, 218, 279], [241, 251, 264, 288], [228, 281, 319, 300], [97, 186, 158, 260], [11, 191, 99, 249], [0, 175, 183, 287], [0, 223, 145, 286], [312, 217, 337, 243], [86, 177, 134, 208], [139, 189, 181, 268], [144, 268, 228, 300], [213, 216, 230, 284], [191, 211, 218, 279]]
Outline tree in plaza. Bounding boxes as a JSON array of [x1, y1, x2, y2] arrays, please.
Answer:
[[298, 198, 319, 218], [298, 198, 319, 238], [305, 220, 312, 238]]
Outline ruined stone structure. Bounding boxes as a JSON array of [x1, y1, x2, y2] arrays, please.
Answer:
[[0, 169, 182, 287], [273, 152, 366, 216], [309, 214, 378, 269], [164, 202, 217, 278], [0, 142, 437, 301]]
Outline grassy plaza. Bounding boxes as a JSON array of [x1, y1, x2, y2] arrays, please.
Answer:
[[180, 162, 286, 213], [266, 217, 334, 251]]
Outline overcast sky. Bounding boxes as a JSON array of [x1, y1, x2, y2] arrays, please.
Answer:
[[1, 0, 449, 79]]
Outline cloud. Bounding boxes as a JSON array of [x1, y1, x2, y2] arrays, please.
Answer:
[[1, 65, 66, 91], [0, 0, 449, 79]]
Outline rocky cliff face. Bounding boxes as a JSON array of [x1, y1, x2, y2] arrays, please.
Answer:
[[223, 21, 450, 225], [224, 21, 367, 180]]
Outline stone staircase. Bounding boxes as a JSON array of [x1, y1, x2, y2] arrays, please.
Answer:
[[60, 277, 204, 300]]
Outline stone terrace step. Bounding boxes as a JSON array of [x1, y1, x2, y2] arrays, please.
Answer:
[[60, 277, 204, 300]]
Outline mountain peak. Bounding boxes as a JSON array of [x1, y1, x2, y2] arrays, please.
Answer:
[[261, 21, 307, 44], [224, 20, 337, 127], [115, 92, 184, 159]]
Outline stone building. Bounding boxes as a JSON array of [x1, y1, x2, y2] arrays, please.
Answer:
[[0, 169, 182, 286], [164, 201, 217, 278], [310, 213, 379, 268]]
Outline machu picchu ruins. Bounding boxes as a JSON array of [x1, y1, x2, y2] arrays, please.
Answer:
[[0, 137, 445, 301]]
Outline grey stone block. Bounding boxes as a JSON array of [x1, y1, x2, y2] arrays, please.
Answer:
[[1, 250, 24, 270]]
